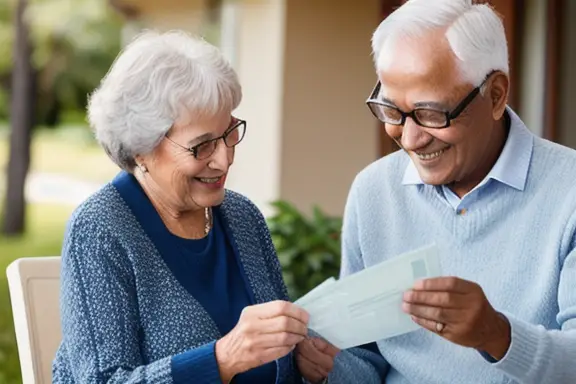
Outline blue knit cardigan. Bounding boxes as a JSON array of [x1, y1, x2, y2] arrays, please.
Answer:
[[51, 177, 300, 383]]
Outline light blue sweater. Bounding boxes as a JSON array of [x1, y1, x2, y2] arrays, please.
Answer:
[[328, 110, 576, 384]]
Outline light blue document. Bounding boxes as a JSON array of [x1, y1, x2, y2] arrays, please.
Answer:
[[295, 244, 442, 349]]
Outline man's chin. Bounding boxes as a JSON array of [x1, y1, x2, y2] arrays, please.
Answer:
[[417, 170, 453, 186]]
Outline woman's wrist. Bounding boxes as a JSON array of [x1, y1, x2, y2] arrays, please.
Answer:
[[215, 337, 237, 383]]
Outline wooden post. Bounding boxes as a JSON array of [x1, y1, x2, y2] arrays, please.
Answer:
[[543, 0, 564, 142], [488, 0, 525, 110]]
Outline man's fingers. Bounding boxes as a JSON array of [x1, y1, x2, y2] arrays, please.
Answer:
[[402, 302, 458, 323], [413, 277, 473, 293], [324, 343, 340, 358], [299, 339, 334, 371], [410, 315, 446, 334], [403, 290, 465, 308], [312, 337, 328, 350], [296, 349, 330, 379], [312, 338, 340, 358]]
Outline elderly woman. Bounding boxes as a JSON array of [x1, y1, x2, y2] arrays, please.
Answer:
[[52, 30, 309, 384]]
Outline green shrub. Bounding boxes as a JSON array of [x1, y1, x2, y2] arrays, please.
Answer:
[[267, 200, 342, 301]]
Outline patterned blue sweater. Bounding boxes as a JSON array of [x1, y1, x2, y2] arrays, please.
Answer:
[[326, 114, 576, 383], [52, 174, 300, 383]]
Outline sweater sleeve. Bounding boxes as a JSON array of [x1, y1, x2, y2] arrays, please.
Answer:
[[57, 214, 222, 384], [326, 178, 390, 383], [486, 245, 576, 383]]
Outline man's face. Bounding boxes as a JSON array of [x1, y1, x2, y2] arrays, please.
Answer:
[[377, 34, 503, 190]]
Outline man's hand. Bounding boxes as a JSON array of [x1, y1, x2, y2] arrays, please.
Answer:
[[296, 337, 340, 383], [402, 277, 511, 359]]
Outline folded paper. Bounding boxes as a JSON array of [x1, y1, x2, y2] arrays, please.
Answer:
[[295, 244, 442, 349]]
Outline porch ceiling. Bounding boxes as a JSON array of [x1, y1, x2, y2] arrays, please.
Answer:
[[110, 0, 203, 18]]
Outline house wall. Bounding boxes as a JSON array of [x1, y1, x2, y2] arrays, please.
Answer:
[[280, 0, 380, 216], [228, 0, 287, 217]]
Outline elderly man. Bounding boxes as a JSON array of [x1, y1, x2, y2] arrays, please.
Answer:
[[296, 0, 576, 383]]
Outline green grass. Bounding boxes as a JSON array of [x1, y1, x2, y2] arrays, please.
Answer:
[[0, 203, 74, 384], [0, 124, 119, 183]]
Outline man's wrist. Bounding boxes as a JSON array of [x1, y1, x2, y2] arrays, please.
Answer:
[[481, 312, 511, 360]]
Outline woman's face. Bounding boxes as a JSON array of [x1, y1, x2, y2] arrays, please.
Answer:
[[138, 110, 238, 212]]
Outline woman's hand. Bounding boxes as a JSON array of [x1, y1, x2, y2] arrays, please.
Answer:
[[215, 300, 309, 382]]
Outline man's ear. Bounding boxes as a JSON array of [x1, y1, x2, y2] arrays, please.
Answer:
[[488, 72, 509, 120]]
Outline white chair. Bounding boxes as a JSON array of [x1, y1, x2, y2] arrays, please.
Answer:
[[6, 257, 62, 384]]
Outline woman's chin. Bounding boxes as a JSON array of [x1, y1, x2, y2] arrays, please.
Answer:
[[193, 190, 226, 208]]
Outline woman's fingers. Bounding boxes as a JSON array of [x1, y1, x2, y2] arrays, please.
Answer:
[[222, 301, 311, 375], [250, 300, 310, 325], [259, 315, 308, 336], [258, 345, 297, 365], [255, 332, 306, 349]]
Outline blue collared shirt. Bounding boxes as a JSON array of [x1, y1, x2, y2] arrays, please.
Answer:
[[401, 107, 534, 212]]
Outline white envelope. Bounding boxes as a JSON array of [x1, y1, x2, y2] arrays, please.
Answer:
[[295, 244, 442, 349]]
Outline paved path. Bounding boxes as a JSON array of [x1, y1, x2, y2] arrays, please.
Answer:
[[24, 172, 104, 206]]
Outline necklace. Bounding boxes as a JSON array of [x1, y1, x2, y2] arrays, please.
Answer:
[[204, 207, 212, 235]]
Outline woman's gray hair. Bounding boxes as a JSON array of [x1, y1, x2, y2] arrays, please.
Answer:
[[88, 30, 242, 171]]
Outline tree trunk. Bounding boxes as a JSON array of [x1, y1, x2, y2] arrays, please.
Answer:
[[2, 0, 34, 236]]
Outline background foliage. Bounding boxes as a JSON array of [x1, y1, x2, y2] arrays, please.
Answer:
[[267, 200, 342, 301], [0, 0, 122, 126]]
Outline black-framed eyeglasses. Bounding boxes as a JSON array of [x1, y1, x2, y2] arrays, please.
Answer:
[[165, 118, 247, 160], [365, 79, 487, 129]]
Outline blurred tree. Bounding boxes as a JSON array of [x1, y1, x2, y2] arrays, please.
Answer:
[[0, 1, 14, 119], [26, 0, 122, 125], [0, 0, 122, 123], [2, 0, 34, 235], [1, 0, 122, 235]]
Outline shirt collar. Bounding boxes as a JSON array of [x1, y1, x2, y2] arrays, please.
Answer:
[[402, 107, 534, 191]]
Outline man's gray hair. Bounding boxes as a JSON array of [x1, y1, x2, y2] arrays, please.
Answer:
[[372, 0, 509, 87], [88, 30, 242, 171]]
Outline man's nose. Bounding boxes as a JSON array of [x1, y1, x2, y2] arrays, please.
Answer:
[[400, 118, 432, 151]]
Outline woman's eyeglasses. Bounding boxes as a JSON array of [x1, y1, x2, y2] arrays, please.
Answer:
[[165, 119, 247, 160]]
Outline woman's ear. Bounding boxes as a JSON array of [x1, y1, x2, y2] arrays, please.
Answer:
[[134, 155, 148, 173]]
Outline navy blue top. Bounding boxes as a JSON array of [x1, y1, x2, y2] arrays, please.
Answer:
[[115, 173, 277, 383]]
